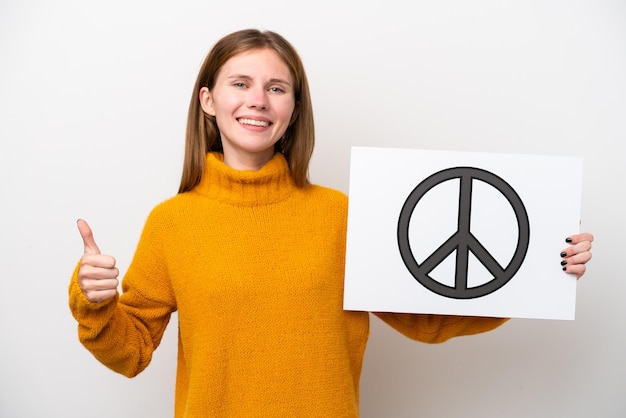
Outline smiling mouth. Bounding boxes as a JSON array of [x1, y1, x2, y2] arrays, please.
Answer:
[[239, 118, 270, 128]]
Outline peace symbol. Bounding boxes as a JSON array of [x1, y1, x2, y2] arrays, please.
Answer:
[[397, 167, 530, 299]]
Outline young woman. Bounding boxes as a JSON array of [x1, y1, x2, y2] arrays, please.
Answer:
[[69, 29, 594, 417]]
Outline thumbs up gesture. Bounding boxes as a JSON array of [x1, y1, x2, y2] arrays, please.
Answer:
[[77, 219, 119, 302]]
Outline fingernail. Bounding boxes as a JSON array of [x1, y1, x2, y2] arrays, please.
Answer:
[[561, 260, 568, 266], [562, 266, 567, 271], [560, 252, 567, 258], [565, 237, 573, 243]]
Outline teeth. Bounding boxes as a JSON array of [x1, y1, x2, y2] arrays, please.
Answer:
[[239, 118, 269, 127]]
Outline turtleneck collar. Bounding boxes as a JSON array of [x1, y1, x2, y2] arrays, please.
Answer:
[[192, 152, 296, 206]]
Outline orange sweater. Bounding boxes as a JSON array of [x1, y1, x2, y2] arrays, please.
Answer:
[[69, 152, 507, 417]]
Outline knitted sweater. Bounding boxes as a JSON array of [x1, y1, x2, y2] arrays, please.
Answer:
[[69, 152, 507, 417]]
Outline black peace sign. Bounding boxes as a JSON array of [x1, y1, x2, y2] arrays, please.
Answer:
[[397, 167, 530, 299]]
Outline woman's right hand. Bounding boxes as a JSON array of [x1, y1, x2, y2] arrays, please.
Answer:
[[77, 219, 119, 302]]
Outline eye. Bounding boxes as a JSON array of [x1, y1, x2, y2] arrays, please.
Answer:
[[268, 86, 285, 93], [233, 82, 247, 88]]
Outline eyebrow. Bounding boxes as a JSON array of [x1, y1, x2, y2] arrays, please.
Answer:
[[226, 74, 292, 87]]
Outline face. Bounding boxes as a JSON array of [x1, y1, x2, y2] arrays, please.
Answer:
[[199, 48, 297, 170]]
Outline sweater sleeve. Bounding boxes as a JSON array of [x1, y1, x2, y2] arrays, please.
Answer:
[[373, 312, 509, 343], [68, 207, 177, 378]]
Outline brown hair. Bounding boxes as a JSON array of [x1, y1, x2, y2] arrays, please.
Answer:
[[178, 29, 315, 193]]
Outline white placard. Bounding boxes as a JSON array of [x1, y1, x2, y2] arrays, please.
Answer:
[[343, 146, 583, 320]]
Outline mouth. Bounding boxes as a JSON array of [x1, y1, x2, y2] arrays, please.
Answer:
[[238, 118, 271, 128]]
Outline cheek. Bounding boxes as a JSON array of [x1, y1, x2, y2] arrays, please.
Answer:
[[212, 99, 240, 124], [278, 101, 297, 124], [212, 89, 242, 112]]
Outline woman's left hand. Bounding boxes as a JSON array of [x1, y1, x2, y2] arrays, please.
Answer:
[[561, 232, 594, 279]]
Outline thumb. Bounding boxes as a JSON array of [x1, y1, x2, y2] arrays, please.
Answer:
[[77, 219, 101, 255]]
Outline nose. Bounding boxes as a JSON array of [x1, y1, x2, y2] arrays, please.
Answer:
[[247, 87, 268, 110]]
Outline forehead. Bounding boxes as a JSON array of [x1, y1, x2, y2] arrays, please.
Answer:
[[219, 48, 293, 82]]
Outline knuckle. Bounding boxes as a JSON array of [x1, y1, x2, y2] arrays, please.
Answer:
[[80, 279, 95, 292], [102, 255, 117, 269]]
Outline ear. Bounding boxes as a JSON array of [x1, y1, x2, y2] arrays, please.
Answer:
[[289, 101, 300, 125], [199, 87, 216, 116]]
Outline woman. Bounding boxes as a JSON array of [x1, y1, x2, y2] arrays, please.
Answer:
[[69, 29, 594, 417]]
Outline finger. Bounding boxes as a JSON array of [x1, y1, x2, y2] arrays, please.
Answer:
[[562, 263, 587, 280], [560, 240, 592, 258], [561, 250, 592, 268], [81, 253, 117, 269], [79, 277, 119, 292], [79, 262, 119, 279], [564, 232, 594, 245], [82, 289, 118, 303], [77, 219, 101, 255]]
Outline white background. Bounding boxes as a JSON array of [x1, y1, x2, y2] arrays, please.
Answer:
[[1, 1, 624, 417]]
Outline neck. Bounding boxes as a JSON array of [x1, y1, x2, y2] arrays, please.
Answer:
[[222, 147, 275, 171]]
